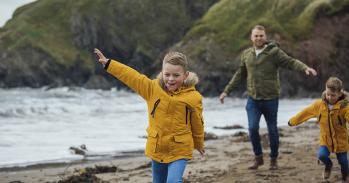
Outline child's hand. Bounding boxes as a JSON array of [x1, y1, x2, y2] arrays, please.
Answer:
[[197, 149, 205, 158], [288, 121, 293, 126], [94, 48, 108, 65]]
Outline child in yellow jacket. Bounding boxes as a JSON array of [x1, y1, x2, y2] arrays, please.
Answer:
[[94, 48, 205, 183], [289, 77, 349, 182]]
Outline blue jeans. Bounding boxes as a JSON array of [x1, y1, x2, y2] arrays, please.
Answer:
[[318, 146, 348, 176], [152, 159, 187, 183], [246, 97, 279, 158]]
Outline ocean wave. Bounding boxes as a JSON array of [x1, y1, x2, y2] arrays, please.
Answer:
[[0, 106, 50, 118]]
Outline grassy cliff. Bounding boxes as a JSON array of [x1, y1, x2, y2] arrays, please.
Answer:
[[174, 0, 349, 96], [0, 0, 348, 97], [4, 0, 89, 67], [185, 0, 349, 52]]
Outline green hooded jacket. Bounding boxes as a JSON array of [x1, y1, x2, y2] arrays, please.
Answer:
[[223, 42, 308, 100]]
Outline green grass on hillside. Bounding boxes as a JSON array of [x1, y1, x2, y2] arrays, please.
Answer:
[[3, 0, 95, 70], [185, 0, 349, 53]]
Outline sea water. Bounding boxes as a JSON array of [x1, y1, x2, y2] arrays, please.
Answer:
[[0, 87, 314, 167]]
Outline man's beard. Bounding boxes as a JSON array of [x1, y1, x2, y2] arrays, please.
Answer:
[[254, 41, 265, 49]]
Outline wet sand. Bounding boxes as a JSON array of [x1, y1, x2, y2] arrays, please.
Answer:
[[0, 122, 344, 183]]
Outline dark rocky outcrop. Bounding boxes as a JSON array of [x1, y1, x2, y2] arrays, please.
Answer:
[[0, 0, 217, 89]]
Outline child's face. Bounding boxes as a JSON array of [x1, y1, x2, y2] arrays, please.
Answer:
[[162, 63, 188, 92], [325, 87, 342, 105]]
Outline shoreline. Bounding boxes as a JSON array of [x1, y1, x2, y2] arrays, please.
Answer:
[[0, 150, 145, 172], [0, 126, 277, 171], [2, 122, 339, 183]]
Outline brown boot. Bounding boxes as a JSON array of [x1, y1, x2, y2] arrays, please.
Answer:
[[342, 173, 348, 183], [248, 155, 263, 170], [322, 163, 332, 180], [269, 157, 278, 170]]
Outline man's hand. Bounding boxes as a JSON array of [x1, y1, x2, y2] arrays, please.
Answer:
[[94, 48, 108, 65], [219, 92, 227, 104], [305, 67, 317, 76]]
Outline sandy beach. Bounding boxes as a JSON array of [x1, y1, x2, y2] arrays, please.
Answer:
[[1, 122, 345, 183]]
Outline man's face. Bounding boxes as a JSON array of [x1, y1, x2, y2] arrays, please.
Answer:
[[325, 87, 342, 105], [251, 29, 267, 49]]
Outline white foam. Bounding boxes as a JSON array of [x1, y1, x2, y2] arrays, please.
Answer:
[[0, 88, 313, 167]]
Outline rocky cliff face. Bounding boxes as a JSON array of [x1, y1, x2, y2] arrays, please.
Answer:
[[0, 0, 348, 97], [0, 0, 217, 89], [281, 11, 349, 97]]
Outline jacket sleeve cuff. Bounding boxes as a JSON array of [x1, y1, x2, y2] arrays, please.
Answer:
[[193, 136, 204, 150], [288, 121, 292, 126], [299, 63, 308, 72], [104, 59, 111, 70]]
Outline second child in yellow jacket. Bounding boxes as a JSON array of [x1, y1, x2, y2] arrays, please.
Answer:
[[289, 77, 349, 182], [94, 48, 204, 182], [289, 91, 349, 153]]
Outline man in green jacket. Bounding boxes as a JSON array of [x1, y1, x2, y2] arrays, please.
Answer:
[[219, 25, 317, 170]]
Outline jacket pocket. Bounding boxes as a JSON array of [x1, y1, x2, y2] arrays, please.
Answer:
[[262, 79, 279, 96], [146, 128, 158, 153], [170, 133, 193, 156]]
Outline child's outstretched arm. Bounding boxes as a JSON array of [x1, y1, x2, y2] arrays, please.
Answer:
[[94, 48, 153, 100], [190, 95, 205, 156], [289, 100, 320, 126]]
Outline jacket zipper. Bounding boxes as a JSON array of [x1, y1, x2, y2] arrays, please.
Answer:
[[328, 108, 335, 151], [151, 99, 161, 118], [189, 109, 192, 125], [185, 106, 188, 124], [338, 116, 343, 126], [185, 106, 191, 125]]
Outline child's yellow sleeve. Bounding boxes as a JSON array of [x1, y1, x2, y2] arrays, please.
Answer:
[[344, 105, 349, 123], [190, 95, 205, 150], [289, 100, 320, 126], [106, 60, 153, 100]]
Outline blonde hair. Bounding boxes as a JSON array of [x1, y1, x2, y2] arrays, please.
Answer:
[[326, 77, 343, 92], [163, 52, 188, 71], [252, 25, 266, 31]]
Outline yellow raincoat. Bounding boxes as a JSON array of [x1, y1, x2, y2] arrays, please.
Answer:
[[106, 60, 204, 163], [289, 92, 349, 152]]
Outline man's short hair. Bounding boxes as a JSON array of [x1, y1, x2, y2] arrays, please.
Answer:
[[252, 25, 266, 31]]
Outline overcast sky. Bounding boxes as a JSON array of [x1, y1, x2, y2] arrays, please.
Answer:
[[0, 0, 37, 27]]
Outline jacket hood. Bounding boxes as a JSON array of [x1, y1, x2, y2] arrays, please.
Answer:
[[263, 40, 280, 52], [321, 90, 349, 109], [157, 71, 199, 90]]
